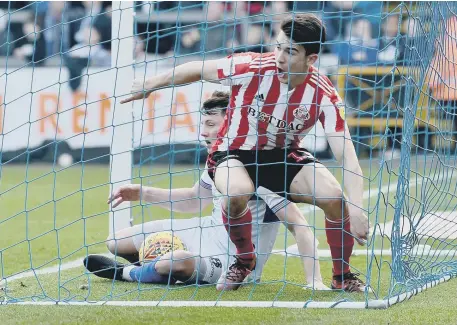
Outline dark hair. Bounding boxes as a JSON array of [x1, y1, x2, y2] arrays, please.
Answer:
[[201, 91, 229, 115], [280, 13, 326, 55]]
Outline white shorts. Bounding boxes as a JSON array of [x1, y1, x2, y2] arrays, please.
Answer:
[[130, 216, 234, 284]]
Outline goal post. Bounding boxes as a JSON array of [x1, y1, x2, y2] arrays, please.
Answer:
[[108, 1, 134, 235]]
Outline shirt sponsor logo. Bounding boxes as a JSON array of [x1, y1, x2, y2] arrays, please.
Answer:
[[248, 106, 306, 131]]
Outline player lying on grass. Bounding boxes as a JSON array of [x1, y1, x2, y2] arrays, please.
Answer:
[[120, 13, 369, 292], [85, 91, 329, 290]]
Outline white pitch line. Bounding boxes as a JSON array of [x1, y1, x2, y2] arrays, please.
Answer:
[[272, 246, 457, 258], [0, 253, 112, 289]]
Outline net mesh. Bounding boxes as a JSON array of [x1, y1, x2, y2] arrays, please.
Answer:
[[0, 1, 456, 308]]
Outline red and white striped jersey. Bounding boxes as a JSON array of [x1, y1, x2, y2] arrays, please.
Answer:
[[212, 52, 346, 151]]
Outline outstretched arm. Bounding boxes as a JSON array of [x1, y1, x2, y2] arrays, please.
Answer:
[[121, 53, 254, 104], [108, 181, 213, 213], [120, 59, 221, 104]]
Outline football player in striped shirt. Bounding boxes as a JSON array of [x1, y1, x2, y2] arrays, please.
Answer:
[[121, 14, 369, 292], [86, 91, 329, 290]]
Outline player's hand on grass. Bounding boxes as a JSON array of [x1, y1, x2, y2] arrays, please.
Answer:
[[107, 184, 142, 208], [349, 206, 369, 246], [120, 79, 152, 104]]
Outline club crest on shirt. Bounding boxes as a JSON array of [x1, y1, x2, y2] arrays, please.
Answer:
[[293, 105, 310, 121]]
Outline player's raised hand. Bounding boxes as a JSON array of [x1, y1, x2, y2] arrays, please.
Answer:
[[107, 184, 142, 208], [348, 206, 369, 246], [120, 78, 152, 104]]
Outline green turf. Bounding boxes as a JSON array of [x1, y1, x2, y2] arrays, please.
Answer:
[[1, 159, 457, 323], [0, 254, 392, 304], [3, 157, 455, 278], [1, 277, 457, 325]]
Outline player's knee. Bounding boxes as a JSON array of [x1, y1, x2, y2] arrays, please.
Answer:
[[313, 182, 343, 214], [222, 194, 251, 216], [106, 234, 115, 253], [105, 230, 132, 254], [222, 197, 249, 216], [170, 250, 196, 273], [325, 183, 344, 199], [322, 194, 347, 221], [228, 183, 254, 198], [173, 253, 197, 274], [155, 250, 195, 275]]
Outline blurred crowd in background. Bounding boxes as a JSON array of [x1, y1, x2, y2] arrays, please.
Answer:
[[0, 1, 111, 65], [0, 1, 421, 69], [1, 1, 455, 157]]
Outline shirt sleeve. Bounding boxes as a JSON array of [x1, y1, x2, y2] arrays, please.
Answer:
[[216, 53, 254, 86], [318, 90, 346, 134], [199, 164, 213, 191]]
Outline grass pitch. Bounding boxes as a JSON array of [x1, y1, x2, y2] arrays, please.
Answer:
[[1, 157, 457, 324]]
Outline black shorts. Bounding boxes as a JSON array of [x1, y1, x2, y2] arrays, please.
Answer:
[[207, 148, 320, 202]]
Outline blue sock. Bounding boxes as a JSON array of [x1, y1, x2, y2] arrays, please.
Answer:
[[129, 258, 174, 284]]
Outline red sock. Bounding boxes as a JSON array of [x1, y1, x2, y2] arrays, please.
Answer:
[[325, 216, 354, 276], [222, 206, 254, 261]]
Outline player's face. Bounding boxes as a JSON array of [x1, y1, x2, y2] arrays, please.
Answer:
[[200, 111, 225, 152], [274, 31, 318, 88]]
